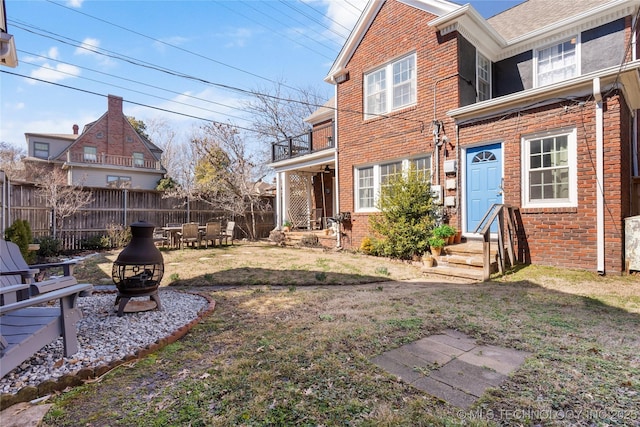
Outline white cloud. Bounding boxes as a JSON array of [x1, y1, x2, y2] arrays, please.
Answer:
[[75, 37, 100, 55], [324, 0, 366, 35], [66, 0, 84, 7], [47, 47, 60, 61], [223, 27, 254, 48], [153, 36, 189, 53], [29, 62, 81, 84]]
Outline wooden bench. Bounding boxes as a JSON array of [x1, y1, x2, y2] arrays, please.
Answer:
[[0, 239, 93, 378]]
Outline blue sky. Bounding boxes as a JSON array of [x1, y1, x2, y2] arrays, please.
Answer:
[[0, 0, 521, 151]]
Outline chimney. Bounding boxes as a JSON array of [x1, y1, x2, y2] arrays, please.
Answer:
[[73, 124, 79, 135], [107, 94, 124, 146]]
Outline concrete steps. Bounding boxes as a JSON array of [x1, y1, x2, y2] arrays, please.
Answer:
[[422, 241, 498, 282]]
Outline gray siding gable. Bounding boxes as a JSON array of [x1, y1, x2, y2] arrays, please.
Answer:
[[491, 18, 626, 98], [582, 18, 626, 74]]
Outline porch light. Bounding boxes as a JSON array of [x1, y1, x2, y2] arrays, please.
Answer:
[[324, 165, 331, 173], [327, 136, 333, 146]]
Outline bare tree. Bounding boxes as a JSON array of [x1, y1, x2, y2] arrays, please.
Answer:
[[0, 142, 26, 180], [145, 117, 180, 180], [190, 122, 268, 240], [32, 168, 94, 238], [243, 80, 331, 165]]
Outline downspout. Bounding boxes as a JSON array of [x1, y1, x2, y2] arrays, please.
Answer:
[[634, 12, 639, 176], [455, 124, 461, 230], [594, 78, 605, 274]]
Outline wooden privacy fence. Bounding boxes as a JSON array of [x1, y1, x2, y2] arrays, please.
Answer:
[[1, 182, 275, 250]]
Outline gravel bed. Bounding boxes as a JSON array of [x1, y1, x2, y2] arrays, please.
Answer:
[[0, 289, 209, 395]]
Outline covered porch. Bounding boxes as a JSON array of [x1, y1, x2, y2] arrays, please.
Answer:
[[273, 157, 336, 234]]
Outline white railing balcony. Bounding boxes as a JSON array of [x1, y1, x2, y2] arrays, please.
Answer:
[[66, 152, 162, 170]]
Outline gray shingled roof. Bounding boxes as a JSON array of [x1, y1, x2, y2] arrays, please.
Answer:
[[488, 0, 615, 41]]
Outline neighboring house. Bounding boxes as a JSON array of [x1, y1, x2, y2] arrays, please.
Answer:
[[23, 95, 166, 190], [270, 0, 640, 275]]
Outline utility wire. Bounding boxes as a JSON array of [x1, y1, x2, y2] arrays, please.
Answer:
[[278, 0, 349, 40], [0, 70, 276, 137], [19, 49, 254, 120], [16, 57, 252, 124], [12, 21, 423, 126], [296, 0, 354, 35], [44, 0, 305, 94], [217, 2, 332, 59]]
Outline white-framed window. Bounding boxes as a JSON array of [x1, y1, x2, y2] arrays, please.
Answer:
[[107, 175, 131, 187], [410, 156, 432, 181], [536, 37, 578, 87], [365, 53, 416, 118], [477, 52, 491, 101], [355, 155, 431, 212], [34, 142, 49, 159], [83, 146, 97, 162], [133, 152, 144, 167], [357, 167, 375, 210], [522, 129, 577, 208]]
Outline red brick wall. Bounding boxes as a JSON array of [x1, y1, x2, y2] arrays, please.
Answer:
[[336, 0, 459, 250], [457, 93, 630, 273], [66, 95, 151, 162]]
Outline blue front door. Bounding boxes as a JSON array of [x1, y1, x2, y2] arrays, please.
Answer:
[[466, 143, 503, 233]]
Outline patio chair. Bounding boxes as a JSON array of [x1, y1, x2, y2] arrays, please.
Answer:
[[220, 221, 236, 245], [177, 223, 201, 249], [153, 227, 168, 248], [201, 222, 222, 248]]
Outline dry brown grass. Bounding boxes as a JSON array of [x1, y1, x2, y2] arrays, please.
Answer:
[[45, 242, 640, 426]]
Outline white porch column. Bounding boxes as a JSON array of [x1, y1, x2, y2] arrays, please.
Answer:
[[280, 171, 291, 228]]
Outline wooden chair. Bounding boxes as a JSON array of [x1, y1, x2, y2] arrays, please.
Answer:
[[0, 239, 93, 378], [201, 222, 222, 248], [153, 227, 168, 248], [220, 221, 236, 245], [177, 223, 201, 249]]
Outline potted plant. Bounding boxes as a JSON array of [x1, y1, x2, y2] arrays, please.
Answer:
[[433, 225, 454, 245], [428, 236, 445, 257], [422, 252, 435, 267], [282, 220, 292, 232]]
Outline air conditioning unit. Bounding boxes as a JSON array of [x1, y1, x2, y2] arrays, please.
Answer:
[[431, 185, 443, 205]]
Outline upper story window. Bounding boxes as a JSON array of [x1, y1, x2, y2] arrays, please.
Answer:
[[365, 53, 416, 119], [522, 129, 577, 208], [477, 52, 491, 101], [133, 152, 144, 167], [34, 142, 49, 159], [83, 146, 97, 162], [536, 38, 578, 87], [107, 175, 131, 188]]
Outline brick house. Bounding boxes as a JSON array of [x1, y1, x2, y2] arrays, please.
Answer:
[[24, 95, 165, 190], [273, 0, 640, 274]]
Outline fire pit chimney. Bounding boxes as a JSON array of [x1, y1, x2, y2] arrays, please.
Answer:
[[112, 220, 164, 316]]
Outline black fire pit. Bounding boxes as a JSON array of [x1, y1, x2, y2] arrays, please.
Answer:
[[112, 220, 164, 316]]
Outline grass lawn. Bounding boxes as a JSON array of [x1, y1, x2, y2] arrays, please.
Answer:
[[44, 242, 640, 426]]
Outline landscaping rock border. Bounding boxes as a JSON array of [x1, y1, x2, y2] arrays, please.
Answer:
[[0, 290, 216, 410]]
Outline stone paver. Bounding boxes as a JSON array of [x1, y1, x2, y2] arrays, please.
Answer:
[[371, 330, 531, 408]]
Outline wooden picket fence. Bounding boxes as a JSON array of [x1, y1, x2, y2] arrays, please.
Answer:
[[0, 180, 275, 251]]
